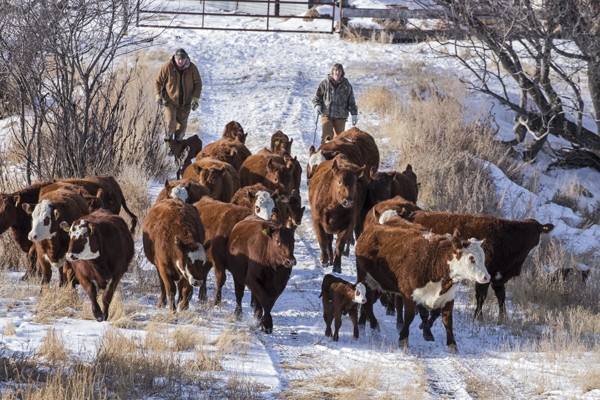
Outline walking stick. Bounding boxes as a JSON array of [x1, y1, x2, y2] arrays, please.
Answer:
[[312, 113, 319, 147]]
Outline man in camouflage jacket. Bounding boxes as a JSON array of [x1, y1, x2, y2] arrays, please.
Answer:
[[312, 63, 358, 143], [155, 48, 202, 141]]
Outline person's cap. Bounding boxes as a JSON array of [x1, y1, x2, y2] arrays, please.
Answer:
[[175, 48, 188, 59], [331, 63, 345, 76]]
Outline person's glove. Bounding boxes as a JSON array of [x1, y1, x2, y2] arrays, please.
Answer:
[[156, 94, 163, 106], [352, 114, 358, 126], [315, 105, 321, 116], [191, 97, 199, 111]]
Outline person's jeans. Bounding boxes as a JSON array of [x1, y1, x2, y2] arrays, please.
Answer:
[[164, 102, 192, 139], [321, 116, 347, 143]]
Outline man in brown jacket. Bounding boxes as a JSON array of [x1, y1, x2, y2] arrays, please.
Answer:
[[155, 48, 202, 141]]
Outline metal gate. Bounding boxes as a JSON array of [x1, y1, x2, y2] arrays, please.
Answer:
[[136, 0, 339, 34]]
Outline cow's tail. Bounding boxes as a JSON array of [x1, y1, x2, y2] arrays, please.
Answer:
[[122, 200, 138, 234]]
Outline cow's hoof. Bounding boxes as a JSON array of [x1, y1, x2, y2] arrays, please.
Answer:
[[398, 337, 409, 348], [325, 328, 332, 337], [371, 322, 380, 332], [357, 323, 366, 331], [423, 330, 434, 342], [448, 344, 458, 353], [332, 267, 341, 274], [332, 334, 339, 342], [386, 308, 395, 316], [261, 326, 273, 334]]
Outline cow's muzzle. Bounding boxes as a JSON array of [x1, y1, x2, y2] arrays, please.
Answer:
[[341, 199, 354, 208], [284, 258, 297, 268], [479, 274, 491, 284], [66, 253, 78, 262]]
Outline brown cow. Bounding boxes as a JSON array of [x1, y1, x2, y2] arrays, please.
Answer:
[[222, 121, 247, 144], [403, 210, 554, 322], [36, 182, 105, 212], [306, 127, 379, 180], [286, 189, 305, 226], [165, 134, 203, 179], [367, 165, 418, 207], [41, 176, 138, 234], [320, 274, 366, 342], [193, 195, 275, 304], [0, 179, 57, 280], [60, 209, 134, 322], [142, 199, 209, 312], [308, 155, 366, 273], [257, 148, 301, 193], [156, 178, 211, 204], [22, 189, 91, 285], [356, 218, 489, 350], [240, 153, 294, 196], [182, 156, 241, 202], [270, 130, 293, 153], [227, 216, 296, 333], [230, 183, 288, 223], [198, 138, 249, 172]]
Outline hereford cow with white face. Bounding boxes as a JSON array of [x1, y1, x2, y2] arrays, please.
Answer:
[[61, 209, 134, 322]]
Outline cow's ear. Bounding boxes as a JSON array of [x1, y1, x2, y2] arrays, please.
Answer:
[[96, 188, 104, 202], [266, 158, 274, 172], [370, 166, 377, 180], [219, 167, 227, 177], [230, 148, 237, 156], [204, 239, 211, 251], [244, 189, 254, 201], [59, 221, 70, 232], [405, 164, 413, 172], [175, 237, 184, 251], [373, 208, 381, 220], [289, 138, 293, 145], [285, 219, 294, 230], [22, 203, 34, 214], [325, 135, 332, 142], [286, 160, 294, 171], [399, 207, 409, 218], [262, 225, 273, 237], [53, 209, 61, 221], [451, 229, 462, 249], [357, 166, 366, 180], [332, 159, 338, 172], [164, 179, 170, 191], [193, 165, 202, 175], [13, 195, 20, 208], [309, 145, 316, 155]]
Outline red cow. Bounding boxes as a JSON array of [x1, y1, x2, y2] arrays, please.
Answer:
[[142, 199, 209, 312], [356, 217, 490, 350], [155, 178, 211, 204], [308, 155, 366, 273], [222, 121, 248, 144], [198, 138, 250, 172], [182, 156, 241, 202], [320, 274, 366, 342], [60, 209, 134, 322], [270, 130, 293, 154], [230, 183, 288, 223], [165, 134, 203, 179], [367, 165, 418, 207], [227, 216, 296, 333], [240, 153, 294, 196], [363, 196, 422, 231]]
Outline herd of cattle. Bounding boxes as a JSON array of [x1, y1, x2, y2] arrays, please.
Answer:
[[0, 121, 556, 350]]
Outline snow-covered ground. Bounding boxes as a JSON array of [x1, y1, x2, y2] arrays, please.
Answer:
[[2, 2, 600, 398]]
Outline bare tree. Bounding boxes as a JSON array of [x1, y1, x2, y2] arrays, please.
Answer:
[[414, 0, 600, 166]]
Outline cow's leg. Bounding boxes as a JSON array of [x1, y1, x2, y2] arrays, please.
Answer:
[[333, 227, 353, 274], [233, 279, 245, 319], [260, 299, 275, 334], [492, 284, 507, 323], [100, 277, 120, 322], [473, 282, 490, 321], [80, 277, 102, 322], [360, 291, 380, 332], [177, 279, 193, 312], [395, 295, 404, 332], [156, 267, 167, 308], [21, 245, 40, 281], [441, 300, 457, 351], [349, 307, 359, 340], [398, 297, 415, 347], [196, 260, 212, 302], [38, 252, 52, 286], [251, 294, 263, 325], [213, 262, 226, 306], [63, 262, 78, 288], [313, 219, 330, 266], [332, 307, 343, 342], [418, 306, 434, 341], [323, 304, 333, 338], [158, 267, 176, 312], [326, 234, 334, 265], [385, 294, 396, 316]]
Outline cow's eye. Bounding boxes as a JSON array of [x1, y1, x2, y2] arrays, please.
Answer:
[[469, 255, 475, 263], [338, 180, 341, 185]]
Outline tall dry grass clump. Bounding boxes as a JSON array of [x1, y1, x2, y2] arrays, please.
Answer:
[[36, 328, 72, 365], [358, 70, 524, 215], [32, 285, 84, 323]]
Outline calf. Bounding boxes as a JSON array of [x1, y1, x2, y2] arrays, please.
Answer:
[[363, 196, 422, 231], [165, 134, 203, 179], [45, 176, 138, 234], [320, 274, 366, 341], [198, 138, 250, 172], [60, 209, 134, 322], [182, 156, 241, 202], [222, 121, 248, 144], [22, 189, 91, 285], [356, 219, 489, 350], [306, 127, 379, 180], [404, 210, 554, 321], [156, 178, 210, 204], [0, 179, 57, 280], [142, 198, 209, 312], [308, 156, 366, 273], [227, 216, 296, 333], [240, 153, 294, 196], [270, 130, 293, 153], [194, 195, 275, 304], [257, 148, 301, 193], [230, 183, 288, 223], [367, 165, 418, 207]]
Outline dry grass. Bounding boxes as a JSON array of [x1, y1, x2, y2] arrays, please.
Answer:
[[212, 327, 253, 356], [32, 284, 84, 324], [3, 319, 16, 336], [117, 163, 154, 239], [0, 235, 27, 272], [304, 6, 319, 21], [342, 27, 394, 44], [36, 328, 72, 365]]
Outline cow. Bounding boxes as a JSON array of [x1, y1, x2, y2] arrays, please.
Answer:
[[36, 182, 105, 212], [164, 134, 203, 180], [230, 183, 288, 224], [356, 217, 490, 350], [240, 152, 294, 196], [21, 189, 91, 285], [227, 216, 296, 333], [142, 198, 209, 312], [367, 165, 418, 207], [402, 210, 554, 321], [42, 176, 138, 234], [308, 155, 366, 273], [222, 121, 247, 144], [320, 274, 366, 342], [193, 195, 275, 304], [286, 189, 305, 226], [270, 130, 293, 154], [182, 156, 241, 202], [198, 139, 249, 172], [257, 148, 301, 193], [155, 178, 211, 204], [306, 127, 379, 180], [363, 196, 422, 231], [0, 179, 57, 280], [60, 209, 134, 322]]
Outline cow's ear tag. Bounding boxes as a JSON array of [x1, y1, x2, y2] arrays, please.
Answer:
[[358, 171, 364, 179], [275, 140, 280, 146], [65, 226, 70, 233], [418, 183, 422, 190], [393, 175, 396, 180], [166, 141, 170, 147], [15, 199, 19, 207], [275, 197, 279, 202], [262, 229, 268, 236]]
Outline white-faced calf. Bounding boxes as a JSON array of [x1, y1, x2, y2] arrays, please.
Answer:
[[320, 274, 366, 341]]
